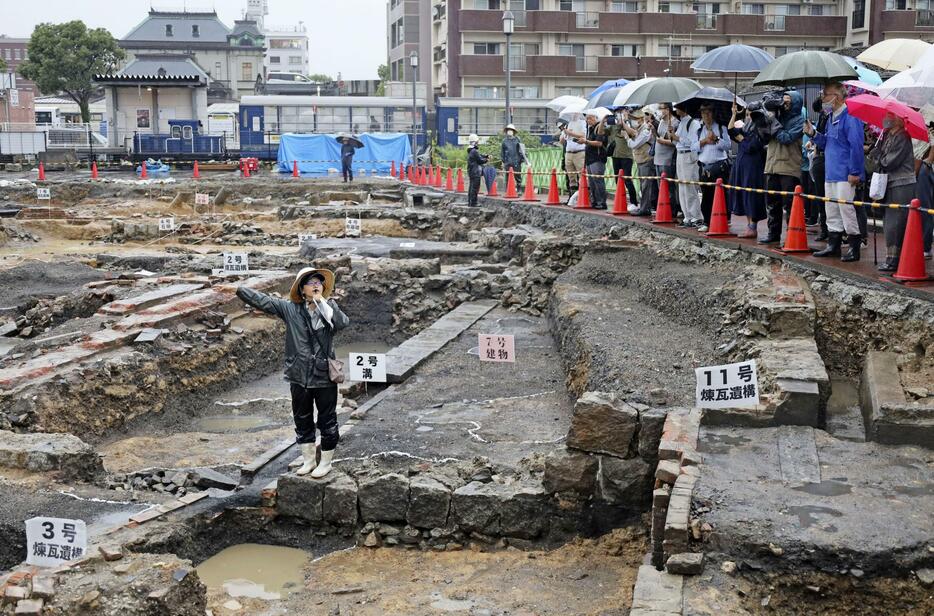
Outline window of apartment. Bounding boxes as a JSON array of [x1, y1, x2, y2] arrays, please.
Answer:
[[473, 86, 497, 98], [473, 43, 502, 54], [165, 24, 174, 37], [659, 1, 685, 12], [242, 62, 253, 81], [270, 56, 280, 64], [191, 25, 200, 37], [885, 1, 907, 9], [559, 0, 583, 11], [556, 86, 585, 96], [741, 3, 763, 14], [558, 43, 585, 58], [660, 44, 683, 57], [611, 44, 643, 57], [214, 61, 222, 78], [809, 4, 824, 16], [772, 46, 803, 56], [2, 49, 10, 61], [289, 56, 302, 65], [611, 1, 640, 11], [852, 0, 866, 29], [471, 0, 502, 9], [13, 48, 21, 61]]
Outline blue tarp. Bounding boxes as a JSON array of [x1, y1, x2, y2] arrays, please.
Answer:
[[276, 133, 413, 176]]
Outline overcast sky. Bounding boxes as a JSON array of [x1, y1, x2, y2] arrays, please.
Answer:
[[0, 0, 387, 79]]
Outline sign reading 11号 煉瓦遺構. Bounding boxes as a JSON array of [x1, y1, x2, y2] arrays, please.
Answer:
[[695, 360, 759, 409]]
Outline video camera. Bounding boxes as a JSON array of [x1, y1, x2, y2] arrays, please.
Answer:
[[761, 91, 786, 113]]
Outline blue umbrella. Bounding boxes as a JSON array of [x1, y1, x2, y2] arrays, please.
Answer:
[[841, 56, 883, 86], [587, 85, 630, 110], [588, 78, 629, 100], [692, 44, 774, 74]]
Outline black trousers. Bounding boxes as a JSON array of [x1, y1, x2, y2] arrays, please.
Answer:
[[468, 175, 481, 206], [341, 157, 353, 182], [809, 156, 827, 232], [700, 165, 731, 225], [765, 174, 798, 239], [611, 157, 639, 206], [290, 383, 340, 450]]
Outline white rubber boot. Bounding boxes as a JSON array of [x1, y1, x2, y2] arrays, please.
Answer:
[[295, 443, 316, 476], [310, 448, 334, 478]]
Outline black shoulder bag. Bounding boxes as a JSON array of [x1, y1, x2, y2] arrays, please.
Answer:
[[306, 307, 345, 384]]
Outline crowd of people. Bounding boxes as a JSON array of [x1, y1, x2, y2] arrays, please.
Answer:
[[532, 81, 934, 268]]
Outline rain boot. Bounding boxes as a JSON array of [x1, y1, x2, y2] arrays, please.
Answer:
[[841, 234, 861, 262], [296, 443, 316, 476], [813, 232, 841, 257], [310, 448, 334, 478]]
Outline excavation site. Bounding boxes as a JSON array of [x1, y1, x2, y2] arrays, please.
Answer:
[[0, 168, 932, 616]]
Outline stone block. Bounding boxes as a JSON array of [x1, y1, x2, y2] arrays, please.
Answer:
[[499, 485, 551, 539], [542, 449, 597, 497], [29, 577, 54, 600], [0, 431, 103, 481], [639, 408, 668, 459], [322, 472, 358, 526], [629, 565, 684, 615], [861, 351, 934, 448], [358, 473, 410, 522], [666, 552, 704, 575], [655, 460, 680, 485], [450, 481, 503, 535], [276, 474, 325, 522], [189, 467, 240, 491], [566, 391, 639, 458], [14, 599, 43, 616], [99, 544, 124, 561], [406, 475, 451, 529], [597, 456, 653, 507]]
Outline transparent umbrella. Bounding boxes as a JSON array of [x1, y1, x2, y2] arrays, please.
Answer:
[[546, 95, 587, 113]]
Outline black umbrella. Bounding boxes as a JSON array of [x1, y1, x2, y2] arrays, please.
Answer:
[[676, 87, 746, 125], [336, 133, 364, 148]]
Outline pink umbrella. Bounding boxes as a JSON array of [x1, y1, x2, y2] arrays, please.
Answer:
[[847, 94, 929, 141]]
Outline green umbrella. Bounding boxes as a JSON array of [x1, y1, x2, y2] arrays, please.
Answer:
[[616, 77, 703, 107], [753, 50, 857, 86]]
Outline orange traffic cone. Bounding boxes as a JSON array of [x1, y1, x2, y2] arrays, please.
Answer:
[[893, 199, 931, 282], [545, 168, 560, 205], [611, 169, 629, 215], [140, 162, 148, 179], [706, 178, 730, 236], [391, 160, 396, 177], [193, 161, 201, 179], [243, 161, 251, 178], [434, 165, 443, 188], [654, 172, 674, 224], [780, 186, 811, 252], [456, 168, 465, 193], [398, 163, 405, 181], [521, 168, 537, 202], [38, 162, 46, 181], [488, 175, 498, 197], [90, 161, 99, 180], [575, 170, 591, 209], [445, 167, 453, 191], [504, 168, 519, 199], [292, 160, 299, 177]]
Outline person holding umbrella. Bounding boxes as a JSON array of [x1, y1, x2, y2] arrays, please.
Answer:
[[582, 111, 610, 209], [671, 106, 704, 228], [759, 91, 805, 244], [336, 133, 363, 183], [608, 110, 639, 210], [654, 103, 680, 217], [805, 83, 866, 262], [622, 108, 656, 215], [869, 112, 916, 271], [728, 100, 768, 237], [694, 103, 732, 232]]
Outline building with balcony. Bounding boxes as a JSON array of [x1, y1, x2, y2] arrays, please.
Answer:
[[244, 0, 311, 76], [386, 0, 433, 103], [854, 1, 934, 48], [120, 9, 265, 102], [443, 0, 848, 100]]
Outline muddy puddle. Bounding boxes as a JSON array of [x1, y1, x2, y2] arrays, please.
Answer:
[[196, 543, 309, 600]]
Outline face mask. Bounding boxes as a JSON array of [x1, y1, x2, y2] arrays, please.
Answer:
[[882, 118, 894, 129], [507, 130, 515, 136], [822, 104, 834, 114]]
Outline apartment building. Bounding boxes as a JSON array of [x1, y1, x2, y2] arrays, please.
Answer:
[[387, 0, 434, 93], [244, 0, 311, 76], [0, 36, 37, 96]]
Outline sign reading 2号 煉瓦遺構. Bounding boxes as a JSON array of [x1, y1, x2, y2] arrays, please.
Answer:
[[695, 360, 759, 409]]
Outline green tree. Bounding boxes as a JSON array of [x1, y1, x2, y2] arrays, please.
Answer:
[[376, 63, 389, 96], [480, 129, 541, 166], [18, 21, 124, 123], [0, 57, 6, 73], [308, 73, 333, 83]]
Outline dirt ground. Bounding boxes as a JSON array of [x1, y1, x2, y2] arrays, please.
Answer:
[[203, 527, 648, 616]]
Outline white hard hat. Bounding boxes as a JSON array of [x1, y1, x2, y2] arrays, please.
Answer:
[[468, 134, 479, 143]]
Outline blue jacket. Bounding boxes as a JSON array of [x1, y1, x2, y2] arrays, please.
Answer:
[[812, 105, 865, 183]]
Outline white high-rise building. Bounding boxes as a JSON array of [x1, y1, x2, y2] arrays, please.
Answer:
[[245, 0, 310, 77]]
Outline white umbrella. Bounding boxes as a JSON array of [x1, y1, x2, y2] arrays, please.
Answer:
[[583, 107, 612, 121], [610, 77, 659, 108], [857, 38, 931, 72], [546, 95, 587, 112], [558, 100, 588, 120], [877, 63, 934, 108]]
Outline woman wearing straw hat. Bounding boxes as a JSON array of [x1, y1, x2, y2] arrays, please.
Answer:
[[236, 268, 350, 478]]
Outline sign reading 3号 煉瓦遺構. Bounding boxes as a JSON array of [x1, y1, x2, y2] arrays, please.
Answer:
[[223, 253, 249, 273], [695, 360, 759, 409], [25, 517, 87, 568], [349, 353, 387, 382]]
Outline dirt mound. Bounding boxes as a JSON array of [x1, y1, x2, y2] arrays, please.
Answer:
[[0, 260, 105, 309]]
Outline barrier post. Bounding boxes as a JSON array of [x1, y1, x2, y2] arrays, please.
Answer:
[[545, 168, 561, 205], [654, 172, 674, 224], [611, 169, 628, 215], [575, 170, 591, 209], [780, 185, 811, 252], [505, 168, 519, 199], [893, 199, 931, 282], [456, 168, 465, 193], [521, 168, 537, 202], [706, 178, 730, 236], [445, 167, 454, 191]]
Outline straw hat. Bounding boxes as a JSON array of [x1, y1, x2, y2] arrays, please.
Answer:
[[289, 267, 335, 303]]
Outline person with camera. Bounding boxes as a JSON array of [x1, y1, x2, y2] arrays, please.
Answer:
[[728, 99, 768, 238], [671, 106, 704, 228], [560, 112, 587, 201], [758, 90, 804, 244], [581, 111, 610, 209], [608, 110, 639, 210], [236, 269, 349, 478], [870, 112, 915, 272], [655, 103, 680, 218], [622, 108, 656, 215], [694, 103, 732, 232], [466, 134, 489, 207], [805, 82, 866, 261]]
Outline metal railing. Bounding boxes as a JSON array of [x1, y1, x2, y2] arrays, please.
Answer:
[[765, 14, 786, 31], [917, 9, 934, 26], [696, 13, 718, 29], [512, 9, 527, 27], [576, 56, 599, 72], [576, 11, 600, 28], [505, 55, 527, 71]]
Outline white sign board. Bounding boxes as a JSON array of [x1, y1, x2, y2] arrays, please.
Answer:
[[349, 353, 387, 383], [223, 252, 249, 273], [10, 89, 19, 107], [298, 233, 317, 245], [36, 187, 50, 200], [25, 517, 87, 568], [345, 217, 361, 237], [158, 217, 175, 231], [695, 360, 760, 409], [478, 334, 516, 363], [399, 242, 416, 248], [195, 192, 210, 206]]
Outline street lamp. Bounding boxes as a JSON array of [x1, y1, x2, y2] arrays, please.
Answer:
[[503, 10, 514, 126], [409, 52, 418, 167]]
